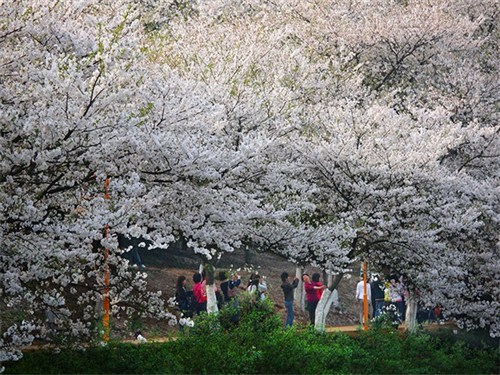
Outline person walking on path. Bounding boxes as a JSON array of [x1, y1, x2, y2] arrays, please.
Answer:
[[281, 272, 299, 328]]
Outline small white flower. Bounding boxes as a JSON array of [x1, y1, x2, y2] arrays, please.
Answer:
[[168, 318, 177, 326], [137, 334, 147, 343]]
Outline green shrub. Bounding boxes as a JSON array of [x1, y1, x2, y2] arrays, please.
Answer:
[[195, 294, 279, 336], [5, 312, 499, 375], [5, 343, 184, 374], [189, 311, 222, 337], [370, 304, 402, 330]]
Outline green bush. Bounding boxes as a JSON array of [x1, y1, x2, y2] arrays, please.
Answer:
[[5, 309, 499, 375], [5, 343, 184, 374], [189, 311, 222, 337]]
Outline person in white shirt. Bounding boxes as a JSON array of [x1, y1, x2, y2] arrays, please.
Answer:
[[356, 275, 372, 324], [247, 273, 267, 301]]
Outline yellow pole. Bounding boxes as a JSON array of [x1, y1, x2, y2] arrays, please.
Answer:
[[363, 261, 369, 331], [103, 178, 110, 342]]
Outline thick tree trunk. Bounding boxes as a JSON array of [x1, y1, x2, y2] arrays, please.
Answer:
[[314, 289, 333, 332], [315, 273, 343, 332], [326, 273, 340, 309], [294, 266, 305, 312], [204, 263, 219, 314], [404, 291, 418, 333], [323, 270, 328, 285], [206, 284, 219, 313]]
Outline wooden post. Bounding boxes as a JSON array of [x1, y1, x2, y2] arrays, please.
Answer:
[[103, 178, 110, 342], [363, 261, 369, 331]]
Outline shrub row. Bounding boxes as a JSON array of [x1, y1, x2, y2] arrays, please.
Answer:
[[5, 299, 499, 374]]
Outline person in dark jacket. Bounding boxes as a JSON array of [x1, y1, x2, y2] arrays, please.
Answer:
[[281, 272, 299, 328], [220, 271, 241, 303], [228, 273, 242, 299], [370, 274, 385, 317], [175, 275, 192, 317]]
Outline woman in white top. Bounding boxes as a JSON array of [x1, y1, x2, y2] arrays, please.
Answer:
[[247, 273, 267, 300]]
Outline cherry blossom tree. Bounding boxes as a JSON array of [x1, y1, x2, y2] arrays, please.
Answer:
[[183, 0, 499, 334], [1, 4, 498, 373], [140, 1, 323, 310], [0, 0, 201, 364], [275, 0, 499, 333]]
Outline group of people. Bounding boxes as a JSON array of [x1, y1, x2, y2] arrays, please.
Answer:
[[175, 271, 269, 318], [280, 272, 326, 328], [355, 273, 407, 324], [357, 272, 446, 325], [175, 268, 444, 330], [175, 269, 326, 328]]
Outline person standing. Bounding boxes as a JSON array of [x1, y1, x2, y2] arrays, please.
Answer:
[[192, 272, 207, 314], [219, 271, 231, 303], [281, 272, 299, 328], [303, 273, 325, 325], [175, 275, 190, 316], [388, 275, 404, 320], [258, 275, 268, 300], [356, 275, 372, 324], [247, 273, 262, 301], [223, 272, 242, 323], [227, 273, 241, 299], [219, 271, 241, 303], [370, 274, 385, 317]]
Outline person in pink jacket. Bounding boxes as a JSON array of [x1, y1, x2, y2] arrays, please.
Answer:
[[303, 273, 326, 325]]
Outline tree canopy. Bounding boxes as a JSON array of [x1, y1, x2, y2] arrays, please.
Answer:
[[1, 0, 498, 363]]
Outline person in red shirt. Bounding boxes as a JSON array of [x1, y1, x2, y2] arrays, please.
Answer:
[[303, 273, 326, 325], [192, 272, 207, 314], [312, 273, 325, 301]]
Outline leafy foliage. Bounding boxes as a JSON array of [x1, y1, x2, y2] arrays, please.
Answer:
[[371, 304, 402, 330], [5, 328, 498, 374]]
